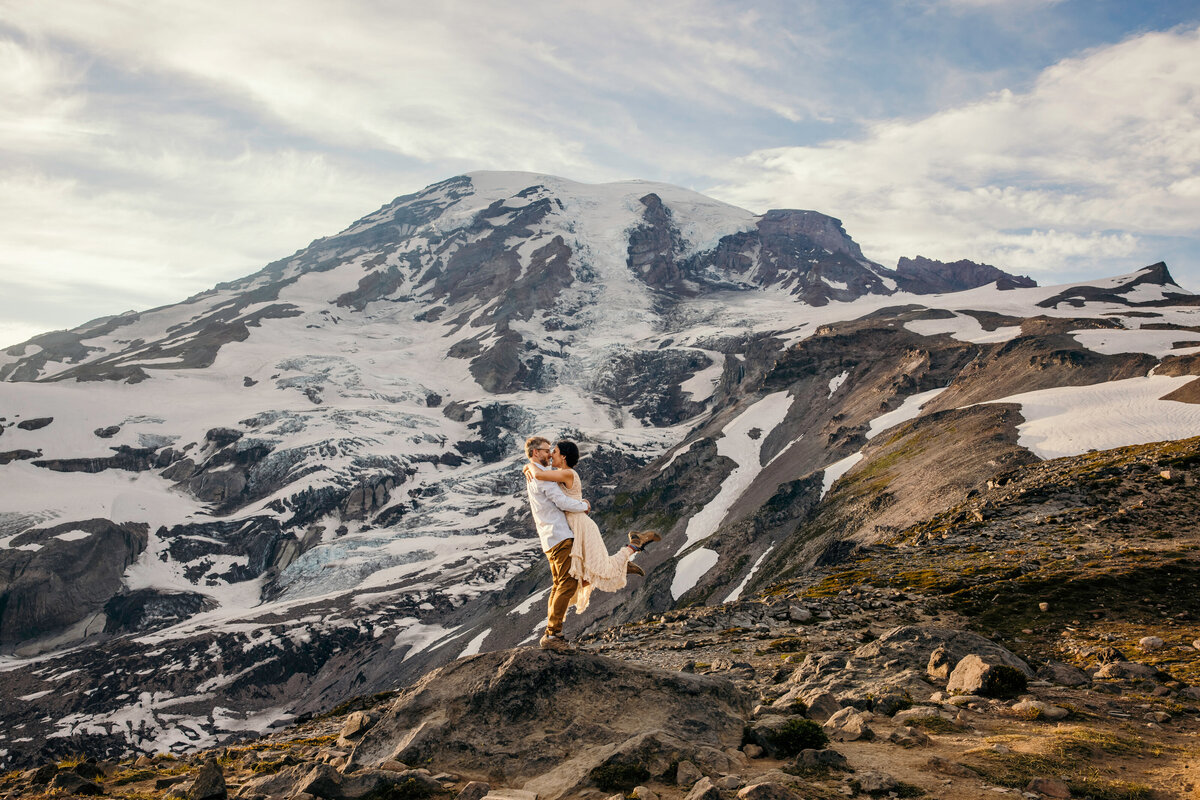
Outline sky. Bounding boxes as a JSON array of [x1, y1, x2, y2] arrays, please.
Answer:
[[2, 0, 1200, 348]]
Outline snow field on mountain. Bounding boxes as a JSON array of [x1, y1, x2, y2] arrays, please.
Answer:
[[723, 545, 774, 603], [675, 391, 793, 556], [671, 548, 720, 600], [1071, 328, 1200, 358], [903, 313, 1022, 344], [821, 452, 865, 499], [668, 391, 793, 598], [985, 375, 1200, 459]]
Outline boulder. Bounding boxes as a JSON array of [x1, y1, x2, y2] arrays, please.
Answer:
[[893, 706, 945, 724], [349, 649, 751, 800], [1094, 661, 1158, 680], [456, 782, 491, 800], [856, 770, 897, 794], [927, 645, 951, 681], [676, 761, 703, 789], [632, 786, 659, 800], [854, 626, 1032, 676], [187, 758, 226, 800], [802, 691, 841, 721], [793, 749, 848, 770], [787, 606, 812, 623], [947, 655, 1028, 698], [1036, 659, 1090, 687], [888, 726, 931, 747], [683, 777, 722, 800], [49, 772, 102, 795], [737, 782, 804, 800], [1138, 636, 1165, 653], [822, 707, 873, 742], [1012, 700, 1069, 721]]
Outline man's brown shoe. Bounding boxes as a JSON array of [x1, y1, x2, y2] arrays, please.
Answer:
[[626, 561, 645, 577], [628, 530, 661, 550], [538, 634, 575, 653]]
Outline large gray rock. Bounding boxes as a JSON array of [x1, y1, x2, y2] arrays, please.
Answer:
[[1094, 661, 1158, 680], [855, 626, 1032, 676], [1036, 659, 1090, 687], [349, 648, 752, 800], [947, 655, 1028, 698], [737, 782, 805, 800], [822, 707, 873, 742], [187, 759, 226, 800], [0, 518, 148, 646]]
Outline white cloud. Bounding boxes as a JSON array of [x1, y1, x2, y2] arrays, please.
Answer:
[[0, 0, 823, 176], [709, 25, 1200, 276]]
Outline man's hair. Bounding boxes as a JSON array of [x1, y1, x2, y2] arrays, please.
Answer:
[[556, 440, 580, 468], [525, 436, 551, 458]]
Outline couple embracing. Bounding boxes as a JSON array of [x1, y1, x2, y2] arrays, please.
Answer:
[[523, 436, 659, 653]]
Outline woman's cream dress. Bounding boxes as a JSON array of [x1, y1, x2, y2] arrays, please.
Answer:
[[561, 469, 632, 614]]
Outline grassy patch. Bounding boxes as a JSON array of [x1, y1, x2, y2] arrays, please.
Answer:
[[964, 746, 1152, 800], [110, 769, 158, 786], [763, 637, 806, 653], [904, 715, 965, 734]]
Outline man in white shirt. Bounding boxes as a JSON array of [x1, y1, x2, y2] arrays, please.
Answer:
[[524, 436, 590, 652]]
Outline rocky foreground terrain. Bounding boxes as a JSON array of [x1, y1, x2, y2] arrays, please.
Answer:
[[6, 436, 1198, 800]]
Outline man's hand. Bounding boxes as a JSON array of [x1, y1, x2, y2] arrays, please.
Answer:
[[583, 500, 591, 513]]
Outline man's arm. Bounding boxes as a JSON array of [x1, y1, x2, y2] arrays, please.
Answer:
[[537, 476, 590, 513]]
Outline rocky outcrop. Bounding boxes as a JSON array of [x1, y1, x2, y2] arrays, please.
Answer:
[[894, 256, 1036, 294], [349, 648, 752, 799], [0, 519, 148, 646]]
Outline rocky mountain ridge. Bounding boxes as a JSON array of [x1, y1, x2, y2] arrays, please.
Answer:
[[1, 171, 1198, 774]]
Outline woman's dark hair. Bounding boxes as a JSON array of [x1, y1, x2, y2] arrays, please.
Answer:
[[556, 440, 580, 468]]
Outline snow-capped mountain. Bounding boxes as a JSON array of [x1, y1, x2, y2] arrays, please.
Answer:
[[1, 171, 1198, 767]]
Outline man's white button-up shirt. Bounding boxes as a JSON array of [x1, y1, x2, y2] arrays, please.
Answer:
[[525, 462, 589, 552]]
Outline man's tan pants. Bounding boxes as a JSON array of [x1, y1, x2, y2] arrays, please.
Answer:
[[545, 538, 577, 637]]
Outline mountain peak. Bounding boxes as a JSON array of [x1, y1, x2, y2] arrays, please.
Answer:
[[895, 255, 1037, 294]]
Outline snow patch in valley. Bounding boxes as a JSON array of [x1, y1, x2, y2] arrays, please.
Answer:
[[459, 628, 491, 657], [511, 587, 550, 616], [867, 388, 947, 440], [675, 391, 793, 555], [722, 546, 774, 603], [985, 375, 1200, 459], [671, 547, 719, 600], [903, 313, 1022, 344], [1071, 328, 1200, 358], [820, 452, 864, 499], [678, 350, 725, 402]]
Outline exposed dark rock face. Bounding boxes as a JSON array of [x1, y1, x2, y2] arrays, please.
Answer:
[[17, 417, 53, 431], [0, 519, 148, 646], [453, 402, 532, 463], [628, 193, 688, 294], [33, 445, 176, 474], [160, 517, 291, 586], [349, 648, 751, 798], [894, 256, 1036, 293], [1037, 262, 1192, 308], [593, 348, 714, 425], [103, 590, 218, 634], [683, 210, 892, 305]]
